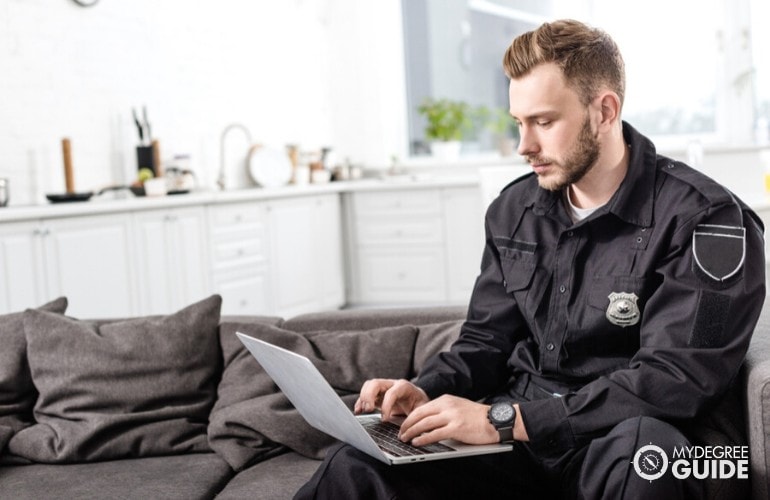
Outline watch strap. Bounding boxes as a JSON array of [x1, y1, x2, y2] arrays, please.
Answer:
[[497, 426, 514, 443]]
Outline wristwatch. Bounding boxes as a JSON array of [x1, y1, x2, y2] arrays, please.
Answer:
[[487, 402, 516, 443]]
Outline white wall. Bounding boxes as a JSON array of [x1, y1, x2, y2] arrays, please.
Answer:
[[0, 0, 408, 206]]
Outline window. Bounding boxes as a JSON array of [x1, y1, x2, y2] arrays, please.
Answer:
[[402, 0, 764, 155], [590, 0, 721, 139]]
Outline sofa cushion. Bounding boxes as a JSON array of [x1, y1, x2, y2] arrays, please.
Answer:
[[7, 295, 222, 463], [208, 321, 418, 470], [0, 297, 68, 453], [216, 451, 321, 500], [0, 453, 232, 500], [412, 320, 463, 376]]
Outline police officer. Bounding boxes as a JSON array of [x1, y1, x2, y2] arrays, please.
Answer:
[[295, 19, 765, 499]]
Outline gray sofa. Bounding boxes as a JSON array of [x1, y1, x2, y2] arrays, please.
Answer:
[[0, 295, 768, 499]]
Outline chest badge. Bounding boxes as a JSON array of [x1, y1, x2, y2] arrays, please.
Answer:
[[606, 292, 640, 327]]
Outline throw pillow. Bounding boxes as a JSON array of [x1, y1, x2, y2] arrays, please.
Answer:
[[7, 294, 222, 463], [412, 320, 463, 376], [0, 297, 68, 453], [208, 322, 418, 471]]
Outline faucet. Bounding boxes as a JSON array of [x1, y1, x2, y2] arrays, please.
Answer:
[[218, 123, 252, 190]]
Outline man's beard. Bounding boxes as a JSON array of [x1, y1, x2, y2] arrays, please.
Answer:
[[530, 114, 600, 192]]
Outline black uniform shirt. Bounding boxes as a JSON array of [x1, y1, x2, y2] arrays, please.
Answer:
[[416, 122, 766, 454]]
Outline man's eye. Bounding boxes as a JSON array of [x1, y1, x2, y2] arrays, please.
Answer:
[[537, 121, 551, 127]]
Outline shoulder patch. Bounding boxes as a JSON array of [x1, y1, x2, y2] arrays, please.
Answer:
[[692, 224, 746, 283]]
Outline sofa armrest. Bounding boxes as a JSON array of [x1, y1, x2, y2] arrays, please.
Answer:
[[744, 319, 770, 500]]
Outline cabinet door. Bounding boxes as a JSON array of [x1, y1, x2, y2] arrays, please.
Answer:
[[134, 207, 209, 314], [208, 202, 272, 315], [266, 197, 321, 317], [44, 214, 138, 318], [171, 207, 210, 307], [213, 269, 271, 316], [0, 220, 46, 313], [346, 188, 447, 305], [266, 195, 345, 317], [313, 195, 345, 310], [357, 247, 446, 303], [442, 187, 484, 304]]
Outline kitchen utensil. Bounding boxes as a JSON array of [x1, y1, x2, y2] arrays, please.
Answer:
[[151, 139, 162, 177], [46, 138, 94, 203], [62, 138, 75, 193], [46, 192, 93, 203], [132, 108, 145, 145], [248, 145, 292, 188], [137, 146, 156, 176]]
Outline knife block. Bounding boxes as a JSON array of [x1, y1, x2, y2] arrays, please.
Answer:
[[136, 145, 157, 176]]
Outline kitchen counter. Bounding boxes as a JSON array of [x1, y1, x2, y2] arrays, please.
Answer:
[[0, 176, 480, 223]]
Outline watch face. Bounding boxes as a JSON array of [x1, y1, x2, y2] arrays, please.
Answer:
[[489, 403, 514, 424]]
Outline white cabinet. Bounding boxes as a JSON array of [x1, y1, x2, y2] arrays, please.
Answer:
[[207, 194, 344, 318], [0, 214, 138, 318], [266, 194, 345, 317], [442, 187, 484, 303], [345, 186, 483, 306], [0, 181, 482, 317], [133, 206, 210, 315], [0, 220, 50, 313], [208, 202, 272, 316], [314, 195, 346, 310]]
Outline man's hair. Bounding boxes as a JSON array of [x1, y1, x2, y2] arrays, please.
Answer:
[[503, 19, 625, 108]]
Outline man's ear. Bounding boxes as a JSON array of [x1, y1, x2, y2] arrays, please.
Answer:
[[597, 92, 622, 131]]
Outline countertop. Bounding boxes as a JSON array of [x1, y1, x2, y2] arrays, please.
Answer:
[[0, 175, 480, 223]]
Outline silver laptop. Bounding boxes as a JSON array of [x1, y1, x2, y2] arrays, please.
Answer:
[[236, 332, 512, 465]]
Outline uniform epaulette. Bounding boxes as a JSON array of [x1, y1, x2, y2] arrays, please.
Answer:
[[657, 156, 735, 207]]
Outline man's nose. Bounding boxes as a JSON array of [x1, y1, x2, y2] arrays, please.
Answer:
[[517, 127, 538, 157]]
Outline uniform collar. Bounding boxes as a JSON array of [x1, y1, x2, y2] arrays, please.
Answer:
[[529, 121, 656, 228]]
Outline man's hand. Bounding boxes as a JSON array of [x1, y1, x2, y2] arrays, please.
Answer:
[[354, 378, 430, 421], [398, 395, 498, 447]]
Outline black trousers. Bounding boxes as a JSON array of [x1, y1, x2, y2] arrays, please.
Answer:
[[294, 416, 704, 500]]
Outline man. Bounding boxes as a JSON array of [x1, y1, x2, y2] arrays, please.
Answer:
[[296, 19, 765, 499]]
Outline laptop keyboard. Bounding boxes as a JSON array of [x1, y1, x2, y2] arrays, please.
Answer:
[[361, 418, 455, 457]]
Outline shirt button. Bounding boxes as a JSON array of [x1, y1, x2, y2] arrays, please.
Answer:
[[567, 231, 574, 237], [559, 285, 566, 293], [546, 343, 555, 351]]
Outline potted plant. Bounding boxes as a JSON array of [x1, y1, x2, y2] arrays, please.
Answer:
[[480, 106, 519, 156], [417, 98, 472, 160]]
